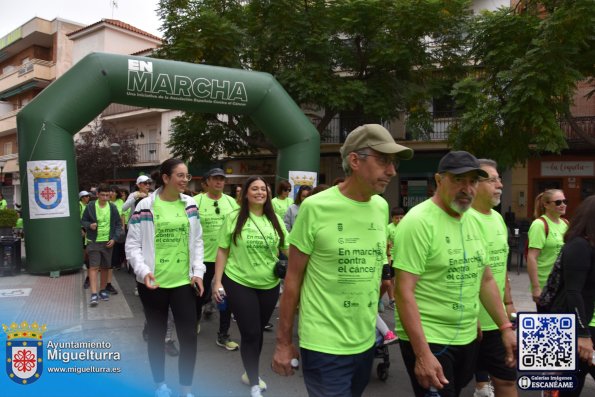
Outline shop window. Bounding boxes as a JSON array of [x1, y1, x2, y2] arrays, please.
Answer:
[[581, 179, 595, 200]]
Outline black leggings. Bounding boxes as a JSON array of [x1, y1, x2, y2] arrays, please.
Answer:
[[196, 262, 232, 334], [138, 282, 197, 386], [560, 327, 595, 397], [222, 273, 279, 387]]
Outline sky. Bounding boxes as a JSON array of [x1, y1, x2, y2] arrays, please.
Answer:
[[0, 0, 162, 38]]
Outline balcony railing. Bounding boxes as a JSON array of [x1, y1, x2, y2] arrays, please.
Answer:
[[136, 143, 160, 164], [0, 59, 54, 95], [560, 116, 595, 145], [317, 113, 595, 146]]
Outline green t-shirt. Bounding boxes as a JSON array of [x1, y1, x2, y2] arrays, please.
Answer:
[[95, 201, 111, 242], [289, 186, 388, 355], [393, 199, 488, 345], [218, 211, 288, 289], [194, 193, 239, 262], [272, 197, 293, 220], [0, 199, 7, 210], [528, 216, 568, 289], [153, 197, 190, 288], [113, 198, 124, 214], [79, 202, 87, 219], [113, 198, 130, 225], [387, 222, 398, 259], [469, 208, 509, 331]]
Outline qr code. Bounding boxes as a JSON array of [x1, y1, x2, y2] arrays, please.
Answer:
[[518, 313, 576, 371]]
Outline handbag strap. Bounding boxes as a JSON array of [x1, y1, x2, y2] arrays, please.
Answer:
[[249, 215, 278, 261]]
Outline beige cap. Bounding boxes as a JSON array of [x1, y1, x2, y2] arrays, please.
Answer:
[[340, 124, 413, 160]]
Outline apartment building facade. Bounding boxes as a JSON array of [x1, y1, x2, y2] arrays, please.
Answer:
[[0, 17, 85, 207]]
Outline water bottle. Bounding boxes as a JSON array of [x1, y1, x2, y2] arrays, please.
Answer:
[[290, 358, 299, 370], [510, 312, 518, 330], [217, 288, 227, 311], [424, 387, 441, 397]]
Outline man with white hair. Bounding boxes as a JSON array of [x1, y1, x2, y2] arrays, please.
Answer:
[[470, 159, 517, 397]]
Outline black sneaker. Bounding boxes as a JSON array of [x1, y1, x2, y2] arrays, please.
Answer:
[[105, 283, 118, 295], [264, 322, 273, 331], [83, 276, 90, 289], [164, 340, 179, 357]]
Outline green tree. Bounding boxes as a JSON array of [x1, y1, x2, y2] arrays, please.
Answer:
[[449, 0, 595, 167], [75, 119, 138, 189], [156, 0, 472, 161]]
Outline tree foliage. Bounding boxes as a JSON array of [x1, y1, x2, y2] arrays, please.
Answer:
[[75, 119, 138, 189], [156, 0, 472, 161], [449, 0, 595, 167]]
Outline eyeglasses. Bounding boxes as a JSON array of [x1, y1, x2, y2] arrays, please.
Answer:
[[139, 181, 151, 185], [357, 152, 400, 169], [213, 200, 220, 215], [175, 173, 192, 181], [479, 177, 502, 184], [548, 199, 568, 206]]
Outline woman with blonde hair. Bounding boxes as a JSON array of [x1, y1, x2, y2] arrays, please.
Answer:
[[527, 189, 569, 307]]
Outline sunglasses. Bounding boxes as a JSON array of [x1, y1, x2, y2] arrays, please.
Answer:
[[548, 199, 568, 206], [214, 201, 220, 215]]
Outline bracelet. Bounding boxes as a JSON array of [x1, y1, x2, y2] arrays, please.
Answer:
[[504, 301, 514, 305], [499, 322, 513, 331]]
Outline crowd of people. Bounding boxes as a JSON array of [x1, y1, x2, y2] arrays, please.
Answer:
[[75, 123, 594, 397]]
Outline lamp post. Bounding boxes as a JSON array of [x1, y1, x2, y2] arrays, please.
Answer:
[[0, 160, 6, 186], [109, 143, 121, 181]]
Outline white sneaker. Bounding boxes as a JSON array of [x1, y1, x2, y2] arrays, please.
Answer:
[[154, 384, 172, 397], [241, 372, 267, 391], [473, 384, 494, 397], [250, 385, 262, 397]]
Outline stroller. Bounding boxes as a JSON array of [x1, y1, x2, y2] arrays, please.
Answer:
[[374, 329, 397, 381]]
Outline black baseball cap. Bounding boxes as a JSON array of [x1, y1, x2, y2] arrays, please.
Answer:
[[204, 168, 226, 178], [437, 151, 488, 177]]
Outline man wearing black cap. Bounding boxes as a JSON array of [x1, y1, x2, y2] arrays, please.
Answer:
[[272, 124, 413, 397], [393, 151, 516, 397], [193, 168, 240, 351]]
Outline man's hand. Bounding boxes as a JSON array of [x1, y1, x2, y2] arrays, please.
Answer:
[[106, 239, 114, 248], [501, 328, 517, 367], [90, 223, 97, 231], [272, 342, 299, 376], [414, 351, 449, 390]]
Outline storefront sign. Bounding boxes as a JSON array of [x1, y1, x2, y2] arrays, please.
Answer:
[[541, 161, 594, 177]]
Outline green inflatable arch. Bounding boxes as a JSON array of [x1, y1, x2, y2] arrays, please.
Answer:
[[17, 52, 320, 273]]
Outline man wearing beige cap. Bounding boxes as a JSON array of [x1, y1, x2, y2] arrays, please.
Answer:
[[272, 124, 413, 397]]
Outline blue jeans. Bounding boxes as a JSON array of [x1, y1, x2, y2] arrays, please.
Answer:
[[301, 345, 375, 397]]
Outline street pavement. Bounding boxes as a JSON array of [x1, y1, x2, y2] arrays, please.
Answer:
[[0, 247, 593, 397]]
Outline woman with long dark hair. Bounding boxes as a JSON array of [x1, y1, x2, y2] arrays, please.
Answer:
[[126, 158, 205, 397], [527, 189, 569, 305], [554, 195, 595, 396], [213, 176, 288, 397]]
